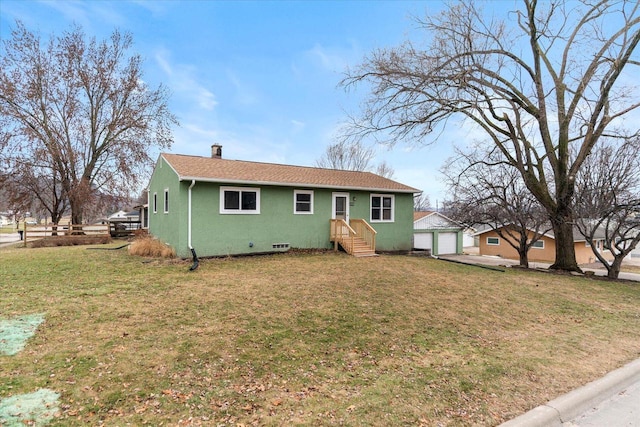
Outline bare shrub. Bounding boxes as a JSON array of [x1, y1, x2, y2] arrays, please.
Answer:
[[128, 235, 175, 258]]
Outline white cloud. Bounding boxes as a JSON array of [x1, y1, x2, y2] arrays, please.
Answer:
[[154, 48, 218, 111], [226, 70, 259, 106], [38, 1, 92, 27], [130, 0, 171, 16], [38, 0, 126, 33], [290, 120, 306, 133], [309, 44, 341, 71], [305, 43, 351, 73], [296, 40, 363, 80]]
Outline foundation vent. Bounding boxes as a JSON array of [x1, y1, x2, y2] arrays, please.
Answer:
[[272, 243, 290, 249]]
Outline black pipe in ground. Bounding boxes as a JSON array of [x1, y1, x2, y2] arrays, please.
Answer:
[[189, 248, 199, 271], [436, 256, 506, 272], [86, 243, 130, 250]]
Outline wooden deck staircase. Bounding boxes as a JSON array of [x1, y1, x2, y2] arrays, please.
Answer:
[[330, 219, 377, 257]]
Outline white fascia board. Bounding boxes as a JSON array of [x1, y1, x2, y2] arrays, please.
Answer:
[[177, 176, 418, 194]]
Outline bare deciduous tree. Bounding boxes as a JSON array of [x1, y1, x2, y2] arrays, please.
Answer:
[[316, 140, 395, 178], [0, 22, 177, 225], [374, 160, 395, 179], [443, 148, 549, 267], [413, 192, 431, 212], [341, 0, 640, 271], [574, 138, 640, 278], [316, 140, 375, 171]]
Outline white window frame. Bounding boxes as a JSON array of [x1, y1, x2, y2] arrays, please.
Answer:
[[163, 188, 169, 214], [370, 194, 395, 223], [220, 186, 261, 214], [487, 237, 500, 246], [531, 239, 544, 249], [153, 192, 158, 214], [293, 190, 314, 214]]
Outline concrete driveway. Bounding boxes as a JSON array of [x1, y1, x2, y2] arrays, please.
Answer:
[[437, 253, 640, 283]]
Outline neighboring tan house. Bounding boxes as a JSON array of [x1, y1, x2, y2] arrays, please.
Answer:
[[476, 226, 613, 264], [147, 145, 419, 258], [413, 211, 464, 255]]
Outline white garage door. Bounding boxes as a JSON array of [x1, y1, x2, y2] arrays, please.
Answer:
[[437, 232, 458, 255], [414, 233, 433, 250]]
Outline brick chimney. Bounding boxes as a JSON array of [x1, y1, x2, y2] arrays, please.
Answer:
[[211, 144, 222, 159]]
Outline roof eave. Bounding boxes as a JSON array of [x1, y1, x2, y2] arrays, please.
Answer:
[[177, 176, 419, 193]]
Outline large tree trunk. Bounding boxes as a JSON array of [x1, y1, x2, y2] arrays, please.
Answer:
[[608, 257, 623, 279], [518, 249, 529, 268], [68, 176, 90, 227], [70, 206, 83, 227], [69, 195, 84, 234], [50, 211, 63, 237], [518, 234, 529, 268], [549, 211, 580, 272]]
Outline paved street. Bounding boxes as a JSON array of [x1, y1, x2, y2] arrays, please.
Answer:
[[563, 379, 640, 426], [0, 232, 21, 247]]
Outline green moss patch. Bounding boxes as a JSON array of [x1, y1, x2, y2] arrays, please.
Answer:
[[0, 388, 60, 426], [0, 314, 45, 356]]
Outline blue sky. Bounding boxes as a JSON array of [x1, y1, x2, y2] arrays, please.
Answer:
[[1, 0, 466, 205]]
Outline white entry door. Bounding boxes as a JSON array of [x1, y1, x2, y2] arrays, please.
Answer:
[[332, 193, 350, 222]]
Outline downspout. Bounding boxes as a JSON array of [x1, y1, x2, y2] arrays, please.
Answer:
[[188, 179, 199, 271]]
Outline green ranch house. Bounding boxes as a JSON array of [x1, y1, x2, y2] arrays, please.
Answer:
[[147, 145, 419, 258]]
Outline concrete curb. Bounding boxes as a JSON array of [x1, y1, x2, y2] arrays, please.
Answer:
[[500, 357, 640, 426]]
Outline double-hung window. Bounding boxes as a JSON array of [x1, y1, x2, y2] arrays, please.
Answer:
[[294, 190, 314, 214], [370, 194, 394, 222], [531, 240, 544, 249], [163, 189, 169, 213], [220, 186, 260, 214]]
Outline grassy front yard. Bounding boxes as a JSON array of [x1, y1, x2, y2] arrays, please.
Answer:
[[0, 225, 17, 234], [1, 245, 640, 426]]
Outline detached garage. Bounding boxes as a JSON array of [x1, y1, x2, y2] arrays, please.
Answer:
[[413, 211, 464, 255]]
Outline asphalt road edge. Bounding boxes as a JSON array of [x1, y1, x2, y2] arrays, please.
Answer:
[[499, 357, 640, 427]]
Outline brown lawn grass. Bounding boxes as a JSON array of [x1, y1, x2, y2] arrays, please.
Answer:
[[1, 245, 640, 426]]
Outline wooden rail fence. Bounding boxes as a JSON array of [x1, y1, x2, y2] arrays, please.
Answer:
[[21, 224, 110, 246]]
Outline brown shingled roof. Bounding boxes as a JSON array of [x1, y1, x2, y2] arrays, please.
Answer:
[[161, 153, 419, 193]]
